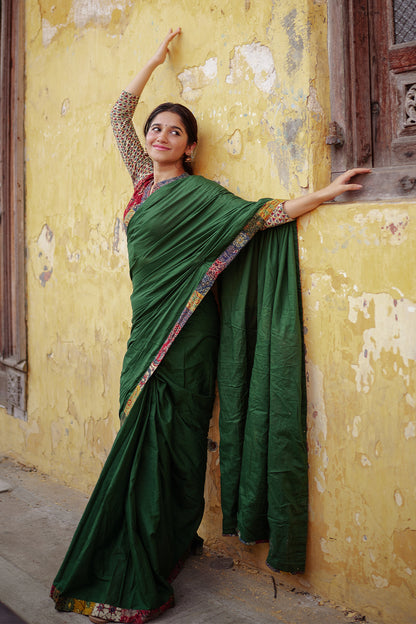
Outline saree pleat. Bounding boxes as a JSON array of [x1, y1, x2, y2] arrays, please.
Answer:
[[218, 222, 308, 572], [52, 294, 219, 621]]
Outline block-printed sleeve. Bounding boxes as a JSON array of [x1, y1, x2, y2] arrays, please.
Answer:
[[261, 200, 293, 229], [110, 90, 153, 186]]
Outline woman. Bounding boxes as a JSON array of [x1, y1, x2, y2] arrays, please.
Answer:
[[51, 29, 369, 624]]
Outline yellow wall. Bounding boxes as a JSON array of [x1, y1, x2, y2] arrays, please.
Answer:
[[1, 1, 415, 622]]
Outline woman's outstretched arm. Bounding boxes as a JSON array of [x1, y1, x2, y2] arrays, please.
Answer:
[[119, 29, 370, 204], [284, 168, 371, 218], [124, 28, 181, 97]]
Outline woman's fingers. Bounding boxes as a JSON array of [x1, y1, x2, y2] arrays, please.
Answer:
[[167, 27, 181, 41], [154, 28, 181, 63], [339, 168, 371, 184], [334, 168, 371, 192], [347, 167, 372, 176], [163, 28, 181, 51], [321, 168, 371, 201]]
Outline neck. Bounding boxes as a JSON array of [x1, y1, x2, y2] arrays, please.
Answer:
[[152, 162, 186, 185]]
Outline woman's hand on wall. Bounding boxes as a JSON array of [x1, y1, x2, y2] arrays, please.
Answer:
[[284, 168, 371, 219], [317, 168, 372, 202], [151, 28, 182, 67], [124, 28, 181, 98]]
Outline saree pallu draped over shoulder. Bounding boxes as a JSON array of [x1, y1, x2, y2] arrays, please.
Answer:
[[51, 175, 308, 623]]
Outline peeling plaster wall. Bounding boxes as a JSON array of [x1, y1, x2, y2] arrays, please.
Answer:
[[1, 1, 415, 622], [297, 202, 416, 623]]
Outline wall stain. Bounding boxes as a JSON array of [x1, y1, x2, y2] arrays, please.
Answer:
[[283, 117, 303, 149], [178, 58, 218, 103], [226, 43, 276, 94], [283, 9, 304, 74], [38, 0, 135, 46], [349, 293, 416, 393], [39, 268, 53, 286], [353, 208, 409, 246], [36, 224, 55, 287], [393, 529, 416, 569], [404, 421, 416, 439], [61, 98, 70, 116], [225, 129, 242, 156]]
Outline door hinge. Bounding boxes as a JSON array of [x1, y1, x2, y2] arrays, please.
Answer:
[[326, 121, 345, 147]]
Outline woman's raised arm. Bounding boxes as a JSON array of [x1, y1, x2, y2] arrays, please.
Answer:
[[124, 28, 181, 97], [110, 29, 181, 186]]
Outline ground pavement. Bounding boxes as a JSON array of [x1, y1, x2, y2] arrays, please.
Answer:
[[0, 456, 370, 624]]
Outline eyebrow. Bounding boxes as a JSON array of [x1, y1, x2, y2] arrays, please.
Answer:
[[150, 122, 184, 132]]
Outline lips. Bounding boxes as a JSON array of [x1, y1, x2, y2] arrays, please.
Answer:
[[152, 144, 170, 151]]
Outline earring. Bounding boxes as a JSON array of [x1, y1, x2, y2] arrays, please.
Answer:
[[184, 155, 192, 163]]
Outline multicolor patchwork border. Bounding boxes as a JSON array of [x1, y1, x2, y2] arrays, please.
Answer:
[[50, 585, 174, 623], [123, 174, 153, 227]]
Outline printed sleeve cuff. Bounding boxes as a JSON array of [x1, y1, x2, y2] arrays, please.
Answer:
[[262, 201, 293, 229]]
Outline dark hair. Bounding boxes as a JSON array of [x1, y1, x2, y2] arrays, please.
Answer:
[[144, 102, 198, 174]]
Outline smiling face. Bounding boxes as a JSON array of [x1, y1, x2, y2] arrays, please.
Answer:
[[145, 111, 195, 171]]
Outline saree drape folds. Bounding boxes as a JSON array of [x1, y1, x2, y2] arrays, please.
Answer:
[[51, 175, 307, 623], [218, 225, 307, 573], [119, 175, 278, 416]]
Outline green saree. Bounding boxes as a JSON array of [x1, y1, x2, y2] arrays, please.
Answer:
[[51, 175, 307, 623]]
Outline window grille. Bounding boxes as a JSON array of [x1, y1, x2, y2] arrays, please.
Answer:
[[393, 0, 416, 44]]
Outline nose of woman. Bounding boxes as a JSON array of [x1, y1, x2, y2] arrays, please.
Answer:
[[158, 129, 168, 142]]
